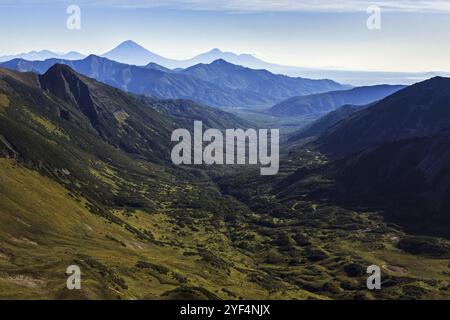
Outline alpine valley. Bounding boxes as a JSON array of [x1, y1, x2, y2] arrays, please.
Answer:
[[0, 40, 449, 300]]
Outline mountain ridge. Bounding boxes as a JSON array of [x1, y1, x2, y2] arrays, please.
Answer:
[[100, 41, 274, 70], [288, 104, 368, 144], [180, 58, 347, 102], [313, 77, 450, 158], [271, 84, 406, 117], [1, 55, 347, 108]]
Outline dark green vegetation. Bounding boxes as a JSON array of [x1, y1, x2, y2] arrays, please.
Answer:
[[291, 129, 450, 238], [215, 163, 450, 300], [278, 77, 450, 238], [270, 84, 406, 117], [0, 66, 449, 300], [1, 56, 346, 109]]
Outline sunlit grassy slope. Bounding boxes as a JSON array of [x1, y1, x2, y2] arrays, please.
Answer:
[[1, 158, 449, 299], [0, 158, 322, 299]]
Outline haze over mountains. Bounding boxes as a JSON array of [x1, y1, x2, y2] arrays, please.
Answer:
[[271, 85, 406, 117], [102, 40, 177, 68], [102, 40, 277, 70], [0, 50, 86, 62], [0, 55, 347, 109], [0, 41, 278, 71], [2, 40, 448, 86]]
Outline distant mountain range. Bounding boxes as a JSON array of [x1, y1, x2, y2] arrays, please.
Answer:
[[0, 50, 86, 62], [101, 40, 273, 70], [0, 40, 270, 72], [3, 41, 448, 85], [0, 55, 347, 109], [271, 85, 406, 117], [98, 41, 450, 86]]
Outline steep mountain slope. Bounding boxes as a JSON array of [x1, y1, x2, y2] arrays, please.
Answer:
[[288, 104, 369, 143], [0, 63, 251, 208], [181, 59, 347, 102], [277, 77, 450, 237], [0, 65, 252, 161], [135, 96, 254, 129], [279, 128, 450, 237], [0, 65, 181, 213], [314, 77, 450, 158], [333, 129, 450, 223], [38, 64, 176, 162], [270, 85, 405, 117]]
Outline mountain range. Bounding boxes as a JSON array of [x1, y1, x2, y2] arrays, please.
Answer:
[[0, 41, 277, 71], [102, 40, 266, 70], [3, 41, 448, 86], [270, 85, 406, 117], [0, 50, 86, 62], [0, 55, 347, 109], [180, 59, 348, 103], [0, 64, 250, 164]]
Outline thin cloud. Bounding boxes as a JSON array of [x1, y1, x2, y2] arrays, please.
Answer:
[[2, 0, 450, 12]]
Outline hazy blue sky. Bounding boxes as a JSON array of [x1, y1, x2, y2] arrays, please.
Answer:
[[1, 0, 449, 72]]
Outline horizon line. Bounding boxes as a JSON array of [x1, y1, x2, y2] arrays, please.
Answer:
[[1, 40, 449, 75]]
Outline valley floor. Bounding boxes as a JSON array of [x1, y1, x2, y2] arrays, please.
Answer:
[[1, 158, 449, 300]]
